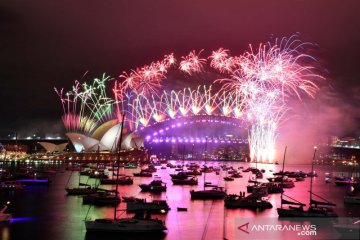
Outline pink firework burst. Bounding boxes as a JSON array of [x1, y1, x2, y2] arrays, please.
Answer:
[[179, 50, 206, 75]]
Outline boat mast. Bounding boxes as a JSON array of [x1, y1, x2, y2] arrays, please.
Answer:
[[114, 113, 125, 220], [309, 146, 317, 205], [204, 137, 207, 191], [280, 146, 287, 209]]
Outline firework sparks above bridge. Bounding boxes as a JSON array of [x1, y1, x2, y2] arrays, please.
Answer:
[[55, 34, 323, 163]]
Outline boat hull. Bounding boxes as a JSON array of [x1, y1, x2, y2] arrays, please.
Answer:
[[344, 196, 360, 205], [171, 179, 198, 185], [277, 208, 338, 218], [139, 185, 166, 192], [66, 188, 97, 195], [126, 202, 170, 213], [225, 200, 272, 209], [85, 219, 166, 233], [190, 190, 226, 200]]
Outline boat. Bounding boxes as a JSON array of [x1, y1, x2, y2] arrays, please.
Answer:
[[190, 186, 226, 200], [185, 170, 202, 176], [139, 179, 167, 192], [0, 181, 24, 191], [85, 114, 167, 233], [227, 169, 237, 175], [177, 207, 187, 211], [246, 181, 268, 195], [223, 177, 234, 181], [0, 202, 12, 222], [333, 219, 360, 239], [126, 199, 170, 213], [224, 192, 273, 209], [255, 172, 263, 179], [142, 166, 157, 173], [66, 185, 97, 195], [247, 173, 278, 196], [277, 147, 338, 218], [295, 177, 304, 182], [122, 196, 142, 202], [170, 172, 189, 180], [189, 140, 226, 200], [278, 194, 338, 217], [83, 190, 121, 205], [335, 177, 358, 186], [344, 191, 360, 205], [268, 177, 295, 188], [124, 164, 137, 169], [171, 177, 198, 185], [133, 170, 153, 177], [89, 171, 109, 179], [86, 211, 167, 233], [16, 178, 50, 186], [100, 176, 133, 185], [231, 173, 242, 178], [65, 169, 99, 195], [279, 181, 295, 188], [261, 183, 283, 194]]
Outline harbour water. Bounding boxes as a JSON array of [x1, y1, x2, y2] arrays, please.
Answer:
[[1, 161, 359, 240]]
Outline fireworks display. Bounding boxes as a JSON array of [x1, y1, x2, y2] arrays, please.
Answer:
[[56, 35, 323, 163]]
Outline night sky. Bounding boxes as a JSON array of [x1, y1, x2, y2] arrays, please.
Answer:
[[1, 0, 360, 137]]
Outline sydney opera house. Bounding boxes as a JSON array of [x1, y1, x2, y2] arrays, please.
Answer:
[[64, 119, 144, 153], [39, 119, 144, 159], [38, 118, 147, 162]]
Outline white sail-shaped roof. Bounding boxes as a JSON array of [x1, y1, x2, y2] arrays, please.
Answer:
[[99, 123, 122, 152], [38, 142, 68, 153], [66, 133, 100, 153]]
